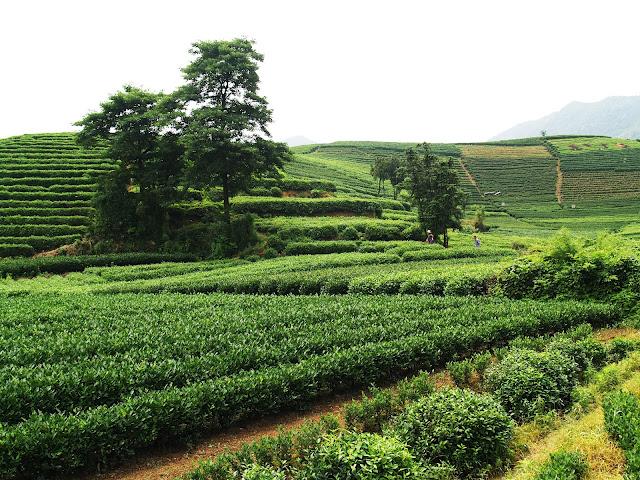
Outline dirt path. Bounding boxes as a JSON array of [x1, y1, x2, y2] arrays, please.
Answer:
[[73, 328, 634, 480], [458, 158, 483, 198], [555, 158, 564, 205], [75, 392, 359, 480]]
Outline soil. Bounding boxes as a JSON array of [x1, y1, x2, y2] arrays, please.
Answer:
[[74, 392, 359, 480]]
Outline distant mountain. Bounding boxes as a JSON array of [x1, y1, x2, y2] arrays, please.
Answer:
[[284, 135, 315, 147], [492, 96, 640, 140]]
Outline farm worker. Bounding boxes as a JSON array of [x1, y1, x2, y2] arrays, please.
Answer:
[[473, 235, 481, 248], [426, 230, 435, 244]]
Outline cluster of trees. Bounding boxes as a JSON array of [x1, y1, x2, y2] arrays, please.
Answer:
[[76, 39, 291, 253], [371, 145, 467, 248]]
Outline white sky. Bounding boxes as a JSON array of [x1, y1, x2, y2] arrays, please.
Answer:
[[1, 0, 639, 143]]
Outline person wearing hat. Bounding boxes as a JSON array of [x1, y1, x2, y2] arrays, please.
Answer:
[[426, 230, 435, 244]]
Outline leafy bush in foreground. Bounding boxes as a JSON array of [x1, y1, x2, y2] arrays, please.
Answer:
[[534, 451, 588, 480], [388, 389, 513, 478], [301, 432, 426, 480], [603, 391, 640, 478], [0, 294, 615, 477], [486, 349, 579, 421]]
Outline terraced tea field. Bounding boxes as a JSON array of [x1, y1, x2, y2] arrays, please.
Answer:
[[0, 292, 619, 478], [0, 133, 113, 255], [549, 137, 640, 204], [459, 144, 558, 214]]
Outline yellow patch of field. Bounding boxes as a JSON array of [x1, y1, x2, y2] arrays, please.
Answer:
[[503, 353, 640, 480], [505, 408, 625, 480], [460, 145, 552, 159]]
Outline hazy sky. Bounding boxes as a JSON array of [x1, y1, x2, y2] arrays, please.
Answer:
[[2, 0, 639, 143]]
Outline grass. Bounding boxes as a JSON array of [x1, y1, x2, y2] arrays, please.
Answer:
[[504, 353, 640, 480]]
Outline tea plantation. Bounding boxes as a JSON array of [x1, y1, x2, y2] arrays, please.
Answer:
[[0, 132, 639, 479]]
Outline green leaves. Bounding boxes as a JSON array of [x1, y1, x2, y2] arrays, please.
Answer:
[[388, 389, 513, 478], [0, 293, 617, 477]]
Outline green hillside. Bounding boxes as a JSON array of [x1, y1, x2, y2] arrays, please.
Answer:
[[0, 133, 113, 255], [1, 133, 639, 257]]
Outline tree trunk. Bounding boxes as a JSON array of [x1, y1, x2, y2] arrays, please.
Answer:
[[377, 179, 381, 195], [222, 173, 231, 231], [443, 228, 449, 248]]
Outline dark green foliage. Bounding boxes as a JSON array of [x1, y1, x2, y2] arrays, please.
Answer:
[[0, 243, 34, 258], [603, 391, 640, 478], [250, 177, 336, 192], [344, 373, 434, 434], [0, 294, 615, 477], [0, 252, 197, 278], [92, 169, 137, 240], [284, 241, 359, 256], [495, 231, 639, 299], [178, 415, 340, 480], [76, 85, 184, 243], [269, 186, 283, 197], [389, 389, 513, 478], [230, 214, 258, 252], [486, 349, 579, 421], [403, 144, 466, 247], [534, 451, 588, 480], [546, 336, 608, 376], [607, 339, 640, 363], [339, 226, 360, 240], [262, 247, 278, 259], [301, 432, 426, 480], [230, 197, 390, 217], [265, 234, 287, 253], [178, 39, 291, 225]]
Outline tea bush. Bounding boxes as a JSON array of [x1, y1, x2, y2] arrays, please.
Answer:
[[301, 432, 425, 480], [389, 389, 513, 478], [534, 451, 588, 480], [486, 349, 579, 421]]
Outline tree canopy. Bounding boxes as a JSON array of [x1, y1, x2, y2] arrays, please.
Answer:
[[75, 86, 183, 241], [403, 143, 466, 247], [177, 39, 291, 225]]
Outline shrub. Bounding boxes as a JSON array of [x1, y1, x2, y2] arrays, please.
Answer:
[[534, 451, 588, 480], [0, 243, 34, 258], [401, 224, 424, 241], [607, 338, 640, 363], [269, 186, 283, 197], [339, 226, 360, 240], [242, 464, 285, 480], [283, 241, 359, 256], [603, 390, 640, 477], [389, 389, 513, 478], [495, 231, 639, 299], [231, 214, 258, 252], [263, 248, 278, 259], [546, 336, 607, 376], [485, 349, 579, 421], [364, 224, 402, 241], [302, 432, 426, 480], [447, 359, 474, 387], [266, 234, 287, 253]]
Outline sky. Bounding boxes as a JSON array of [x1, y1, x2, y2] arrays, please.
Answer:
[[1, 0, 640, 144]]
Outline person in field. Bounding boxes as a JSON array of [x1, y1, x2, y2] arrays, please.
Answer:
[[426, 230, 435, 244], [473, 235, 481, 248]]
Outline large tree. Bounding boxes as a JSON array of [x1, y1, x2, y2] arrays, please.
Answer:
[[76, 86, 183, 241], [177, 39, 291, 226], [403, 143, 466, 247]]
